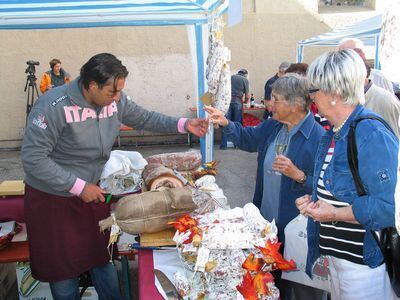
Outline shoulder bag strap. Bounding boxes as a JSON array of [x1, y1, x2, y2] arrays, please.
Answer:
[[347, 115, 394, 261], [347, 115, 394, 196]]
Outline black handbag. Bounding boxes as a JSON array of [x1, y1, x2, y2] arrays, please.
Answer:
[[347, 115, 400, 297]]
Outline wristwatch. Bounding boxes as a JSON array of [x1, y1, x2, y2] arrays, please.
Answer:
[[297, 173, 307, 184]]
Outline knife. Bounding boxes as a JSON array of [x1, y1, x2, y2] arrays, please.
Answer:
[[154, 269, 183, 300], [173, 169, 188, 186]]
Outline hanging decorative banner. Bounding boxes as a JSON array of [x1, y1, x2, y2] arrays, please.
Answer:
[[381, 1, 400, 235], [380, 0, 400, 83], [205, 17, 232, 115]]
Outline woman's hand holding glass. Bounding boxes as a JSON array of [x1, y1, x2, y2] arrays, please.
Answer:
[[272, 155, 304, 180]]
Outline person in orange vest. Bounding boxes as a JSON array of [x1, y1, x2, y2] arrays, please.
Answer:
[[40, 58, 71, 93]]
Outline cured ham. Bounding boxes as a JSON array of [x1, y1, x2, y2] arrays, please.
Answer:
[[142, 163, 184, 191]]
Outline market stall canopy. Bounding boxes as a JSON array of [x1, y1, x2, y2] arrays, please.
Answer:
[[0, 0, 228, 29], [297, 14, 382, 68]]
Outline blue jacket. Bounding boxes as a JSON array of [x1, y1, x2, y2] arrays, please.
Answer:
[[306, 105, 399, 276], [223, 113, 325, 240]]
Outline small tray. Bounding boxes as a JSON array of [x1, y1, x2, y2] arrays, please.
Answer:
[[0, 180, 25, 196]]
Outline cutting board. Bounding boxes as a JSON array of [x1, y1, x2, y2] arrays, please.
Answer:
[[140, 228, 176, 247], [0, 180, 25, 196]]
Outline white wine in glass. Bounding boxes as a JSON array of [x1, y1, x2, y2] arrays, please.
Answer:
[[275, 130, 289, 156], [275, 144, 287, 155]]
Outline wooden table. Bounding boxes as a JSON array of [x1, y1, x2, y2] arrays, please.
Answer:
[[0, 241, 29, 263]]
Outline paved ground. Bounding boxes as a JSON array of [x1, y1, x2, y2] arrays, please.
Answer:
[[0, 143, 257, 299]]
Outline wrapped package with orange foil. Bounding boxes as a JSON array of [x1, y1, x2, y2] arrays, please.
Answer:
[[168, 203, 292, 299]]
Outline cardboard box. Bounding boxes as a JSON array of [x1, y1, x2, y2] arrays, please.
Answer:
[[16, 262, 98, 300], [0, 263, 17, 300]]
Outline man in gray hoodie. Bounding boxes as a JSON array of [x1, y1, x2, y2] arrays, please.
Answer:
[[21, 53, 208, 299]]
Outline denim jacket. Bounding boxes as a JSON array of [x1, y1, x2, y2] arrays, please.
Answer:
[[306, 105, 399, 276], [223, 113, 325, 240]]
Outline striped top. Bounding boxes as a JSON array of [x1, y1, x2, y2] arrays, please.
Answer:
[[318, 139, 366, 265]]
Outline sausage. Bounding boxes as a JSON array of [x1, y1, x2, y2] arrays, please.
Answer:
[[146, 150, 202, 171]]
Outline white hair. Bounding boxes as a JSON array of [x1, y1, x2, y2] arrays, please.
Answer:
[[271, 73, 311, 112], [307, 49, 366, 105], [338, 37, 365, 52]]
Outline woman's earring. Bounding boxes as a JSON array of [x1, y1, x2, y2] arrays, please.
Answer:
[[331, 100, 336, 106]]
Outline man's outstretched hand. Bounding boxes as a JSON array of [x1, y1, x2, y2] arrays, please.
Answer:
[[186, 118, 209, 137]]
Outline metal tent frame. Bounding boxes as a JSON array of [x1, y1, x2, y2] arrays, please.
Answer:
[[0, 0, 232, 162], [296, 14, 382, 68]]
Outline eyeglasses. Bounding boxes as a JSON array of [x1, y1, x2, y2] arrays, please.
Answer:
[[308, 88, 320, 94], [272, 98, 287, 104], [271, 95, 287, 104]]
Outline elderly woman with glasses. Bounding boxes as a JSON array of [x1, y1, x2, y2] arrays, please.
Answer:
[[295, 49, 398, 299], [206, 73, 326, 299]]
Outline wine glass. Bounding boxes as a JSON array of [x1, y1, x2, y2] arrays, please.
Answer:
[[275, 131, 289, 156], [274, 131, 289, 175]]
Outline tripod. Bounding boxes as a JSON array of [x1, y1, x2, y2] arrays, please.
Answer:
[[24, 72, 39, 127]]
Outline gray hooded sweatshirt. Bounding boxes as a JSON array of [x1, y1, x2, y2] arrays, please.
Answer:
[[21, 77, 180, 197]]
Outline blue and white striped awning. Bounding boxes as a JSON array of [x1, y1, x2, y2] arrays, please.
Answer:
[[298, 14, 381, 47], [297, 14, 382, 68], [0, 0, 229, 30]]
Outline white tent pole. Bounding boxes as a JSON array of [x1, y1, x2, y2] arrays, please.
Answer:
[[296, 45, 304, 63], [374, 34, 381, 70], [190, 23, 213, 164]]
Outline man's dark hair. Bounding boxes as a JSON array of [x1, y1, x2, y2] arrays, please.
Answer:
[[285, 63, 309, 76], [49, 58, 61, 70], [238, 69, 248, 76], [80, 53, 129, 90]]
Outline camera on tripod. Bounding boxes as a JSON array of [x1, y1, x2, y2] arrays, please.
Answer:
[[24, 60, 40, 127], [25, 60, 40, 75]]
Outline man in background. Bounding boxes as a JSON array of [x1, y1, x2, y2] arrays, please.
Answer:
[[338, 38, 395, 94], [363, 61, 400, 137], [341, 41, 400, 136], [263, 61, 291, 119], [220, 68, 250, 149]]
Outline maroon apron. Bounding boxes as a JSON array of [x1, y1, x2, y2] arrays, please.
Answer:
[[24, 184, 115, 282]]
